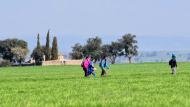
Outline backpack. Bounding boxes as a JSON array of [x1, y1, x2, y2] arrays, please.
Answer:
[[169, 60, 172, 66], [81, 61, 85, 68]]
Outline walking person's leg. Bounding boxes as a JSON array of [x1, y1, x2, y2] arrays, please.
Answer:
[[83, 68, 88, 77], [88, 69, 92, 77], [85, 68, 88, 77], [172, 67, 176, 75], [92, 71, 96, 77], [101, 68, 106, 76], [83, 68, 86, 77], [104, 70, 107, 76], [173, 67, 177, 75], [171, 68, 173, 74], [101, 68, 104, 76]]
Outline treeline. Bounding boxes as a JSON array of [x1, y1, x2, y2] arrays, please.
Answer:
[[0, 30, 59, 66], [0, 32, 138, 66], [31, 30, 59, 65], [70, 33, 138, 64]]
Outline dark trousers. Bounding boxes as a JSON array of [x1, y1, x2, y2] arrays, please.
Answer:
[[101, 68, 106, 76], [83, 68, 88, 77]]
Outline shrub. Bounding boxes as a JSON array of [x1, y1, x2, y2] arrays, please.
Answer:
[[0, 60, 12, 67]]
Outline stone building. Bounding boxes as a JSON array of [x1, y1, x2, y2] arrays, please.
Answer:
[[41, 54, 82, 66]]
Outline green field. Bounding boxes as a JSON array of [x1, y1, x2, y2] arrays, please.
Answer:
[[0, 63, 190, 107]]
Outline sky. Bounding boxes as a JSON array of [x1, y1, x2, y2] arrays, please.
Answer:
[[0, 0, 190, 54]]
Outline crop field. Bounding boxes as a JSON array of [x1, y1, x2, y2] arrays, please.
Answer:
[[0, 63, 190, 107]]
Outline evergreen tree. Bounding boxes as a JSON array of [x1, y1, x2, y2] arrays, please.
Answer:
[[37, 33, 41, 49], [45, 30, 51, 60], [31, 34, 43, 65], [51, 36, 58, 60]]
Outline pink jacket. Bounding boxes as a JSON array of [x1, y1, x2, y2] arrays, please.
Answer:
[[83, 58, 90, 69]]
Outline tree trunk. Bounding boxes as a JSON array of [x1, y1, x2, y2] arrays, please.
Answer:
[[128, 57, 132, 64], [19, 60, 22, 66], [111, 60, 115, 64], [110, 56, 116, 64]]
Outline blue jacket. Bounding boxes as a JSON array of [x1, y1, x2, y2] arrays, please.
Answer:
[[99, 59, 109, 69], [88, 61, 95, 73]]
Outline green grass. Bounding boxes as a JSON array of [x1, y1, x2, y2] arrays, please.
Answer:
[[0, 62, 190, 107]]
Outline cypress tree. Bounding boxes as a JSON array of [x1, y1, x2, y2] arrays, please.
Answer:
[[51, 36, 58, 60], [37, 33, 41, 49], [31, 33, 43, 65], [45, 30, 51, 60]]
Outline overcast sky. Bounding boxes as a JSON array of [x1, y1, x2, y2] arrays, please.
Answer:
[[0, 0, 190, 53]]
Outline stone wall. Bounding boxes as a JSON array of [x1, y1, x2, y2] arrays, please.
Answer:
[[64, 60, 83, 65], [42, 60, 82, 66]]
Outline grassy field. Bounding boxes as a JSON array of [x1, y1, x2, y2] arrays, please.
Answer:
[[0, 62, 190, 107]]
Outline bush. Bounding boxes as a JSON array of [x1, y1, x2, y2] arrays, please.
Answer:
[[0, 60, 12, 67]]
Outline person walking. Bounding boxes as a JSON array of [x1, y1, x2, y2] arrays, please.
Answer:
[[99, 55, 109, 76], [169, 54, 177, 75], [87, 57, 96, 77], [81, 56, 90, 77]]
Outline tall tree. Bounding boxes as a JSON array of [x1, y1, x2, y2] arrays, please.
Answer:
[[31, 34, 43, 65], [45, 30, 51, 60], [51, 36, 58, 60], [83, 36, 102, 61], [70, 43, 84, 59], [119, 33, 138, 63], [37, 33, 41, 49]]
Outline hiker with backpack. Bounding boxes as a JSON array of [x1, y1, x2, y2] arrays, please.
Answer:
[[81, 56, 90, 77], [169, 54, 177, 75], [99, 55, 109, 76]]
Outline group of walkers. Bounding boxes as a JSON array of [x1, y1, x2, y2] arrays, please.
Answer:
[[81, 54, 178, 77], [81, 55, 109, 77]]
